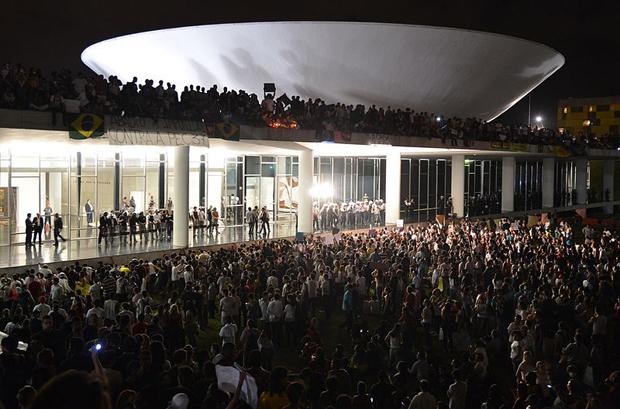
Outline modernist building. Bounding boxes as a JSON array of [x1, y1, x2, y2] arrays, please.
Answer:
[[2, 110, 618, 250], [1, 22, 618, 268], [557, 95, 620, 137]]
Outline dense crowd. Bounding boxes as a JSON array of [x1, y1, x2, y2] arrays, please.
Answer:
[[313, 200, 386, 232], [1, 62, 618, 151], [1, 215, 620, 409]]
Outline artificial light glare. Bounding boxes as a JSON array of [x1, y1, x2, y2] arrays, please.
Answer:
[[535, 115, 543, 123], [310, 183, 333, 199]]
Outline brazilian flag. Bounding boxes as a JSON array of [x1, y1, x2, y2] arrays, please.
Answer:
[[214, 120, 240, 141], [68, 113, 104, 140]]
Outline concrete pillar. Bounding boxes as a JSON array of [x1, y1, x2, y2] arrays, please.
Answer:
[[451, 154, 465, 217], [172, 145, 190, 248], [297, 148, 313, 233], [542, 157, 555, 208], [603, 159, 615, 213], [385, 151, 401, 225], [501, 156, 515, 213], [575, 158, 588, 205]]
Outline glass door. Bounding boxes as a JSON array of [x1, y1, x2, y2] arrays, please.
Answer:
[[276, 156, 295, 222], [40, 154, 69, 242], [224, 157, 244, 226], [10, 154, 41, 244], [260, 160, 276, 221], [70, 152, 98, 240], [121, 153, 146, 214], [0, 152, 11, 246]]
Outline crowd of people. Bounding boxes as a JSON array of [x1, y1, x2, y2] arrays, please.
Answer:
[[2, 62, 619, 151], [1, 214, 619, 409], [312, 199, 386, 232]]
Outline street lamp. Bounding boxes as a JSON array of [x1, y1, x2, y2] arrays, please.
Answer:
[[535, 115, 543, 127]]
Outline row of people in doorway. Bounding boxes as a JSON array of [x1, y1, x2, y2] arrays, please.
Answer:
[[24, 213, 65, 247], [245, 206, 271, 236], [97, 209, 176, 245], [189, 206, 221, 236], [312, 199, 385, 232], [99, 205, 227, 245]]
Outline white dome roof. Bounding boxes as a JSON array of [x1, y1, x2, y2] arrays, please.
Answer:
[[81, 21, 564, 121]]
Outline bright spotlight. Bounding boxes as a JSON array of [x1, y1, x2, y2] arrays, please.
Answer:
[[535, 115, 542, 123], [310, 183, 333, 199], [436, 116, 441, 122]]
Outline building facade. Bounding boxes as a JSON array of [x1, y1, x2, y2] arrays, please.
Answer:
[[1, 109, 619, 252], [557, 96, 620, 137]]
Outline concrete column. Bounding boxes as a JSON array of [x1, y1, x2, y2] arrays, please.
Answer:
[[603, 159, 615, 213], [297, 148, 313, 233], [542, 157, 555, 208], [575, 158, 588, 205], [450, 154, 465, 217], [501, 156, 515, 213], [172, 145, 190, 248], [385, 151, 401, 225]]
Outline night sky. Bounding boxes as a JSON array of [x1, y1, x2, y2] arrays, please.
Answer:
[[2, 0, 619, 126]]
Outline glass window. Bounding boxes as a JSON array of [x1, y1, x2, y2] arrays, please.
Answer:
[[277, 157, 287, 175], [333, 158, 345, 201], [429, 159, 436, 208], [11, 164, 40, 236], [261, 163, 276, 178], [245, 156, 260, 175], [245, 176, 260, 209], [400, 159, 410, 204], [0, 157, 10, 245], [437, 160, 446, 200], [286, 157, 292, 175], [379, 159, 386, 201], [419, 160, 429, 208], [411, 160, 419, 207]]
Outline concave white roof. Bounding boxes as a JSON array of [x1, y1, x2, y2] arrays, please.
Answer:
[[81, 22, 564, 121]]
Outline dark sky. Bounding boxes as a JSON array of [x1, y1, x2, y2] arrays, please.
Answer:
[[2, 0, 619, 126]]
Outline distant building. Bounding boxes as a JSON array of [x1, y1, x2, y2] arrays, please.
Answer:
[[557, 96, 620, 137]]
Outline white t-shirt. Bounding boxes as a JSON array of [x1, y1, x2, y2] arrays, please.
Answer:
[[219, 323, 238, 344], [218, 276, 231, 293], [267, 299, 283, 322], [33, 303, 51, 317], [284, 304, 296, 322], [103, 299, 119, 321], [171, 264, 184, 282], [86, 306, 105, 321], [50, 284, 63, 301], [220, 296, 236, 317], [306, 279, 318, 298], [510, 340, 522, 360], [259, 298, 269, 320], [267, 275, 279, 289]]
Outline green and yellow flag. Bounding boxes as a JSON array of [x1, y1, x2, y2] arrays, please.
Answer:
[[214, 121, 240, 141], [68, 113, 104, 140]]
